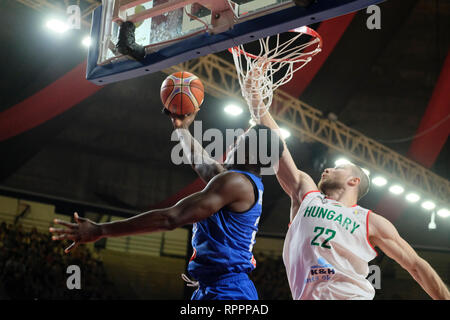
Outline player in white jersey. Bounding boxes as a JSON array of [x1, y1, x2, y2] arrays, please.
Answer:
[[262, 116, 449, 300], [284, 187, 376, 299], [260, 115, 449, 299], [246, 72, 450, 300]]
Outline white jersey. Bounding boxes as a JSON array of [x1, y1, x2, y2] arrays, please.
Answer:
[[283, 191, 378, 300]]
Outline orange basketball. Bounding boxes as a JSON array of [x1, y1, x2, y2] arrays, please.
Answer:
[[160, 71, 204, 115]]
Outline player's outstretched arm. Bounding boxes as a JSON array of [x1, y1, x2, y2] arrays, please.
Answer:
[[50, 171, 249, 253], [245, 69, 317, 203], [259, 111, 317, 200], [170, 110, 225, 183], [369, 212, 450, 300]]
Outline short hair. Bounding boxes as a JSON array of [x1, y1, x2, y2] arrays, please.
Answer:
[[238, 124, 285, 168], [350, 164, 370, 200]]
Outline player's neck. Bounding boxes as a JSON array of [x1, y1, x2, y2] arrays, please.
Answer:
[[325, 189, 357, 207]]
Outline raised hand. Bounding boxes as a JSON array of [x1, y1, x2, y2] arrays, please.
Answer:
[[49, 212, 103, 254], [245, 59, 270, 89]]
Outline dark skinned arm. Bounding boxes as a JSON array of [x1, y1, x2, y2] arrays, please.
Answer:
[[170, 110, 225, 183], [50, 171, 251, 253]]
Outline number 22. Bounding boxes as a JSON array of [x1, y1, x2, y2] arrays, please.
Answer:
[[311, 226, 336, 249]]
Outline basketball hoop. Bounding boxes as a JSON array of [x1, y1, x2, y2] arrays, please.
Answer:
[[229, 26, 322, 121]]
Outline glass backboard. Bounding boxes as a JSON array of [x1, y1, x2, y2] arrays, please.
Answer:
[[87, 0, 384, 85]]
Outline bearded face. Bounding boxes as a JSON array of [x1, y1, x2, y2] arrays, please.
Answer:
[[318, 177, 344, 194], [318, 165, 351, 195]]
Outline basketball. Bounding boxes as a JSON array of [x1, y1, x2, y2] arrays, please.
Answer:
[[160, 71, 204, 116]]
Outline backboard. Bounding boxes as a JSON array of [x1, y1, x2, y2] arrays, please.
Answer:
[[86, 0, 383, 85]]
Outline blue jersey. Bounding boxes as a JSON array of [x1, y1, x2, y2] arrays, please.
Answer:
[[187, 169, 263, 283]]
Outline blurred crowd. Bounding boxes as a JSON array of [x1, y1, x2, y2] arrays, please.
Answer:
[[250, 251, 292, 300], [0, 222, 119, 300]]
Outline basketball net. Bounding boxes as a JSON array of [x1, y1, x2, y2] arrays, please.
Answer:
[[230, 26, 322, 122]]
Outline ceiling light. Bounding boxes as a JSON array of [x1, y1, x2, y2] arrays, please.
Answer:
[[335, 158, 352, 167], [46, 19, 69, 33], [405, 193, 420, 203], [389, 185, 404, 195], [437, 208, 449, 218], [279, 128, 291, 139], [82, 36, 92, 47], [224, 104, 243, 116], [421, 201, 436, 211], [372, 176, 387, 187]]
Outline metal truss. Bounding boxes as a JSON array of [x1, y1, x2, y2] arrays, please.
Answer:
[[163, 55, 450, 206]]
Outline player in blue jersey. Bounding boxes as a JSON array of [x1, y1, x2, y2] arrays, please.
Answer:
[[49, 110, 284, 300], [168, 110, 284, 300]]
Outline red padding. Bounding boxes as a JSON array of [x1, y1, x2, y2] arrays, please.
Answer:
[[0, 60, 102, 142], [407, 50, 450, 167], [375, 50, 450, 222], [279, 12, 356, 98]]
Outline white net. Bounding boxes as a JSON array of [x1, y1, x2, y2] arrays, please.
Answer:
[[230, 26, 322, 121]]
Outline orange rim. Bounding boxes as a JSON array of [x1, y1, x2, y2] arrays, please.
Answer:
[[228, 26, 322, 63]]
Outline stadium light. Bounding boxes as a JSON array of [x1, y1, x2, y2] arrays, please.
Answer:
[[405, 193, 420, 203], [279, 128, 291, 139], [372, 176, 387, 187], [224, 104, 243, 116], [335, 158, 352, 167], [82, 36, 92, 47], [389, 185, 404, 195], [46, 19, 69, 33], [437, 208, 449, 218], [421, 201, 436, 211]]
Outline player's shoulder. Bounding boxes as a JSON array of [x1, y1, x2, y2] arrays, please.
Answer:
[[216, 169, 254, 182], [208, 170, 254, 193], [367, 211, 398, 240], [348, 201, 371, 213], [295, 170, 319, 201], [295, 190, 323, 214], [368, 211, 387, 226], [300, 189, 323, 204], [347, 204, 373, 225]]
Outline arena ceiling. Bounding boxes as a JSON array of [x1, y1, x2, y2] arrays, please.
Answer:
[[0, 0, 449, 249]]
